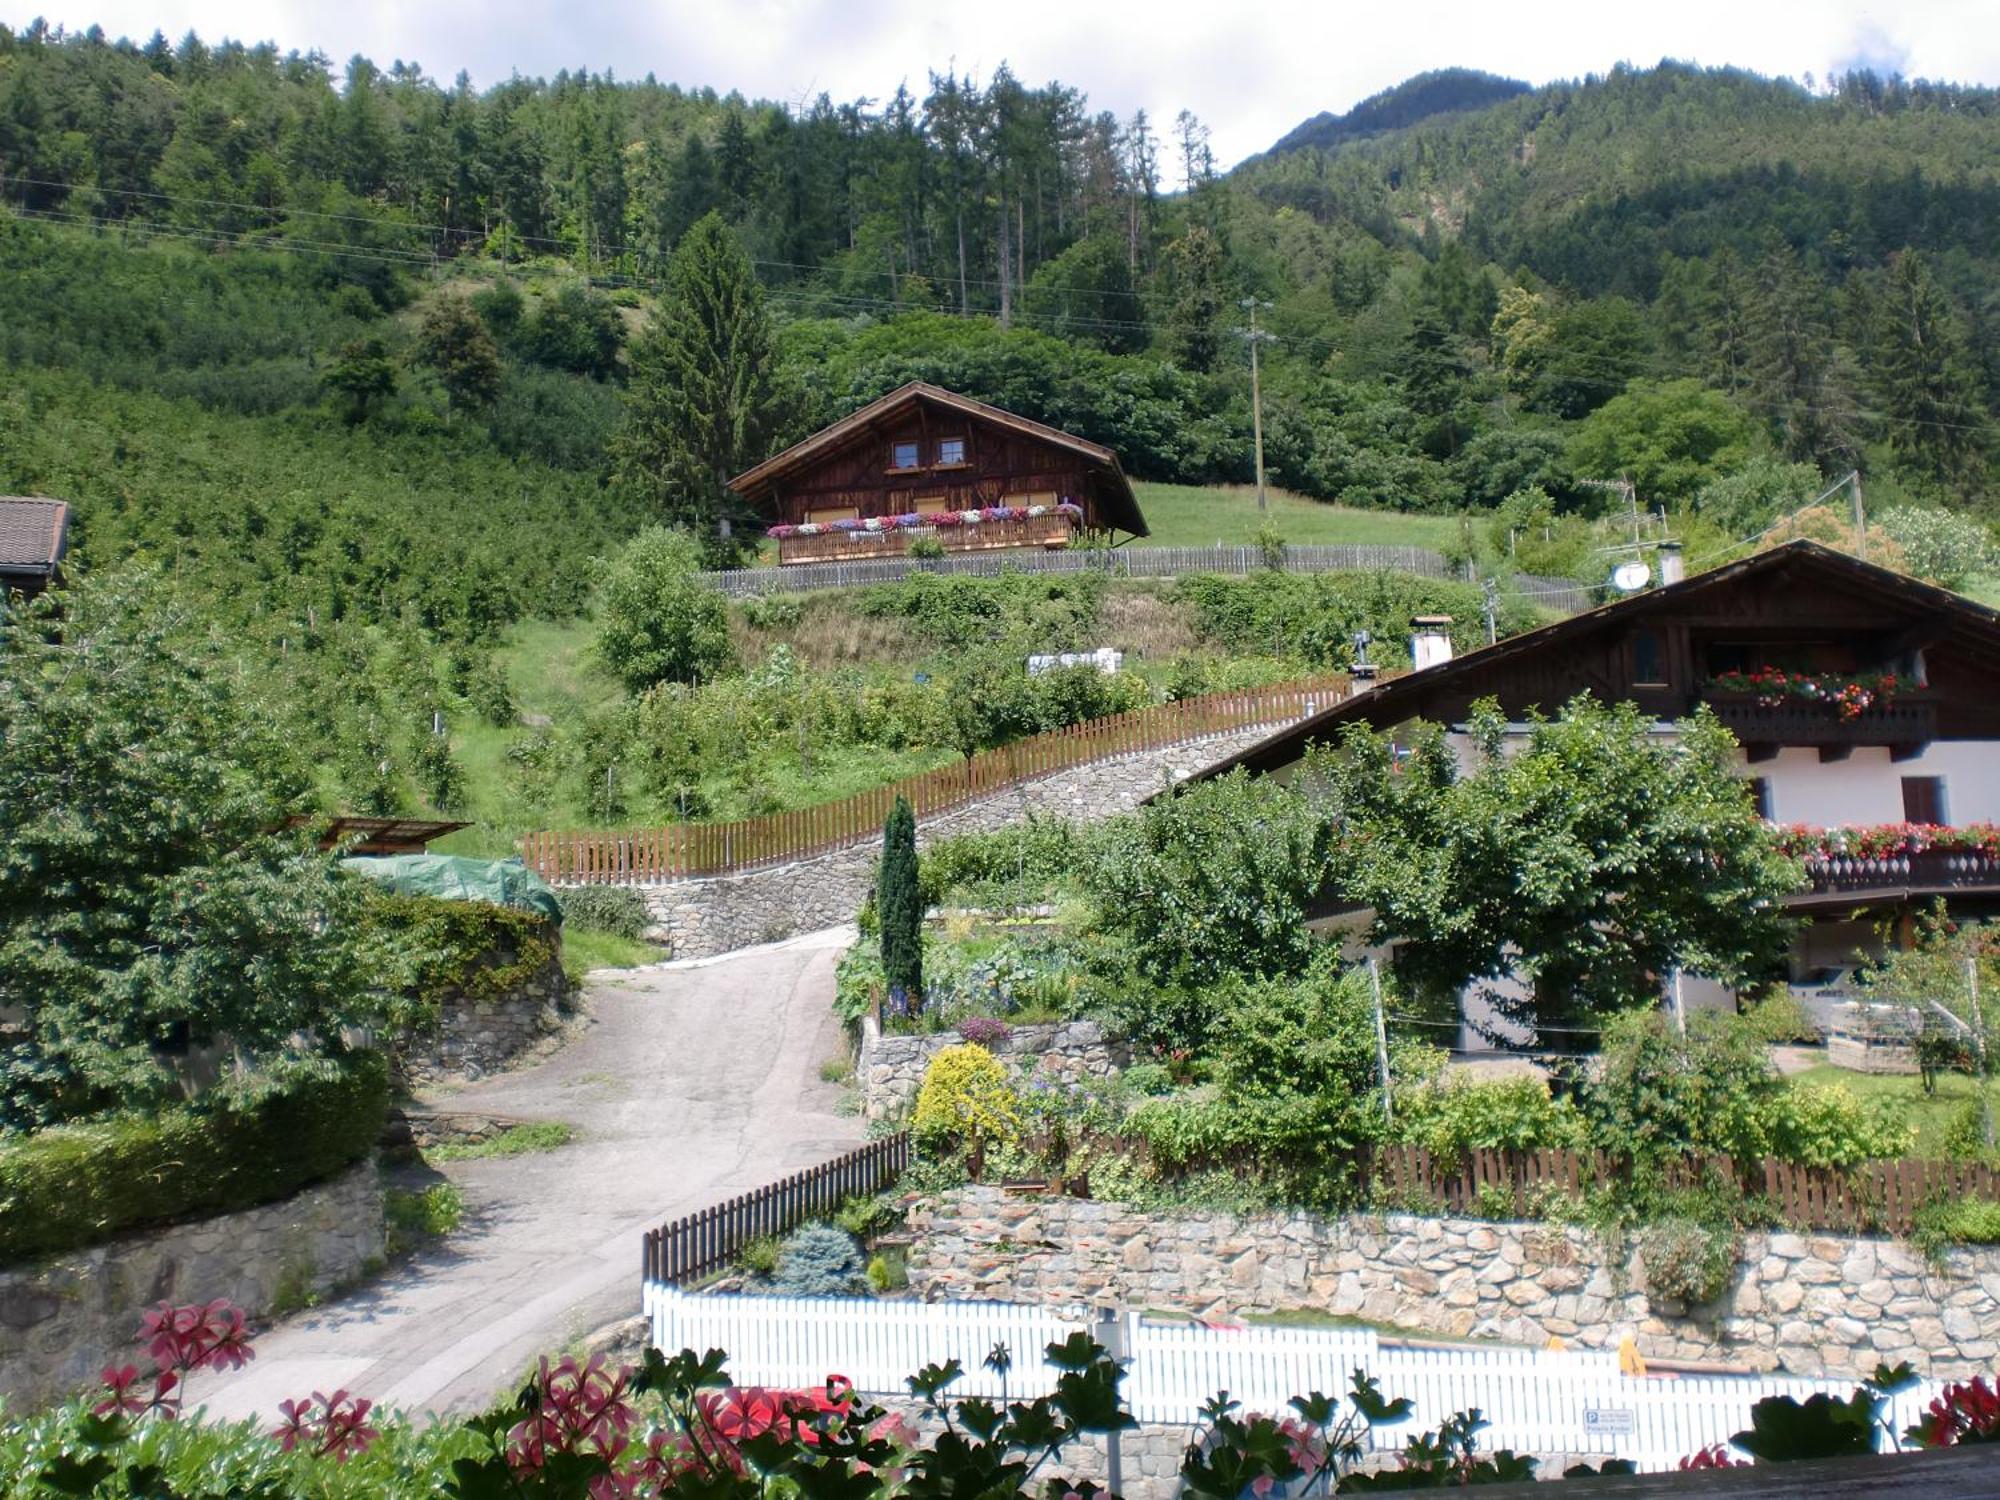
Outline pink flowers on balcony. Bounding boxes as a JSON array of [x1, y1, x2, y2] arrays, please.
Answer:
[[1773, 823, 2000, 861], [769, 502, 1081, 541], [1707, 667, 1903, 721]]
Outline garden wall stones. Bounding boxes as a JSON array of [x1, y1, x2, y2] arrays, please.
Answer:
[[395, 951, 576, 1087], [631, 724, 1287, 960], [0, 1160, 383, 1410], [905, 1186, 2000, 1382], [857, 1016, 1129, 1121]]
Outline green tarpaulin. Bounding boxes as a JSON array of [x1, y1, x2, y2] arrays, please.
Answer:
[[342, 854, 564, 923]]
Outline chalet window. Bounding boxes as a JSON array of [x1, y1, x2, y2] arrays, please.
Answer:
[[1902, 775, 1946, 825], [1631, 630, 1667, 687], [890, 441, 920, 471], [1747, 777, 1773, 820], [937, 437, 967, 466]]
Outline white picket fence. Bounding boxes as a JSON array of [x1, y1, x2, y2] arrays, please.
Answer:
[[644, 1286, 1945, 1472]]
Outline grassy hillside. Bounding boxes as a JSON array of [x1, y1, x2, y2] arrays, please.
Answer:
[[1131, 483, 1462, 550]]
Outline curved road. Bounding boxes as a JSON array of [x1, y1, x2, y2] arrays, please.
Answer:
[[198, 928, 862, 1422]]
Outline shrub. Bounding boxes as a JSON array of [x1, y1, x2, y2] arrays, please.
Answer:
[[0, 1052, 391, 1262], [593, 527, 734, 693], [1911, 1198, 2000, 1262], [958, 1016, 1014, 1047], [739, 1235, 781, 1278], [362, 892, 560, 1010], [1638, 1216, 1739, 1305], [384, 1182, 465, 1255], [834, 944, 887, 1028], [911, 1044, 1021, 1164], [1392, 1075, 1588, 1166], [1739, 991, 1820, 1044], [866, 1249, 908, 1292], [770, 1222, 868, 1297], [1583, 1011, 1779, 1164], [1762, 1085, 1914, 1168], [1876, 506, 1998, 589], [557, 885, 652, 940]]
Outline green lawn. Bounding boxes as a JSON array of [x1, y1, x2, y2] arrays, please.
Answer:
[[1129, 483, 1464, 551], [1795, 1063, 1990, 1157], [562, 928, 669, 980]]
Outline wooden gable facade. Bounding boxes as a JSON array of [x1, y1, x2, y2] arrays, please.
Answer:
[[728, 383, 1147, 549], [1202, 542, 2000, 779]]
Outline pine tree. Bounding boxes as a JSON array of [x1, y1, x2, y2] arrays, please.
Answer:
[[1869, 250, 1987, 487], [611, 212, 787, 562], [878, 795, 923, 1013]]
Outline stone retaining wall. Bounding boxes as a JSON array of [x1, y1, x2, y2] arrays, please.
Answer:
[[857, 1016, 1128, 1121], [632, 724, 1287, 960], [396, 952, 576, 1086], [906, 1187, 2000, 1382], [0, 1159, 383, 1410]]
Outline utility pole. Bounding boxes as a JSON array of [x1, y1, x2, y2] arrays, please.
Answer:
[[1238, 298, 1275, 512], [1481, 577, 1500, 645], [1849, 470, 1867, 557], [1972, 955, 1993, 1150], [1368, 957, 1393, 1124]]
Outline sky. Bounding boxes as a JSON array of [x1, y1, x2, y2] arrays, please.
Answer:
[[10, 0, 2000, 168]]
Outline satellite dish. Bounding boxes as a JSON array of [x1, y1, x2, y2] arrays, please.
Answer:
[[1610, 559, 1651, 593]]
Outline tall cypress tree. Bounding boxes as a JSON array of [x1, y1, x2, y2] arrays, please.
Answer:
[[611, 211, 786, 563], [878, 795, 922, 1013]]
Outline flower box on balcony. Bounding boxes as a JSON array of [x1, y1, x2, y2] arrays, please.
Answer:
[[773, 505, 1081, 567], [1704, 694, 1937, 752]]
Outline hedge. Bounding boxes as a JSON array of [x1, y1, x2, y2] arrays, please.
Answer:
[[556, 885, 652, 940], [0, 1051, 391, 1264]]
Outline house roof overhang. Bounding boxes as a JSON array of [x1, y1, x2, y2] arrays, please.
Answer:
[[727, 381, 1149, 537], [1177, 541, 2000, 786], [0, 498, 71, 580]]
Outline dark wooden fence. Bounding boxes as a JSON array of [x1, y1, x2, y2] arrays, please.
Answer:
[[1369, 1144, 2000, 1235], [644, 1133, 912, 1286], [524, 675, 1346, 885]]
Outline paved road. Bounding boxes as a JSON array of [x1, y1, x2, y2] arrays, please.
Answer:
[[198, 928, 862, 1423]]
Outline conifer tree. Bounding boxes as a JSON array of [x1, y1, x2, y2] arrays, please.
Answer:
[[1869, 250, 1987, 487], [878, 796, 923, 1013], [613, 212, 786, 563], [413, 294, 501, 418]]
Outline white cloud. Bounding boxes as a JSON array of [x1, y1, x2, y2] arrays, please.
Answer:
[[12, 0, 1999, 165]]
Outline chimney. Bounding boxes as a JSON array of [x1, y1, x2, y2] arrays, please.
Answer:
[[1349, 662, 1380, 696], [1657, 540, 1685, 587], [1410, 615, 1455, 672]]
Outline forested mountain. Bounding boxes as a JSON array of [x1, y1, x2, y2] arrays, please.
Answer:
[[1260, 69, 1532, 158], [1, 20, 1998, 826]]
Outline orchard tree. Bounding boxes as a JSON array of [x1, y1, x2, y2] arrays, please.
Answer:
[[322, 335, 398, 424], [0, 573, 385, 1128], [612, 212, 788, 562], [592, 526, 734, 693], [1319, 695, 1801, 1047]]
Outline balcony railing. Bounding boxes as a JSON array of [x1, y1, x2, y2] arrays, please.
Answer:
[[1799, 846, 2000, 897], [777, 511, 1076, 566], [1704, 693, 1936, 749]]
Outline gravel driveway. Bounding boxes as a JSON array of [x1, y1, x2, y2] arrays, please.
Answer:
[[197, 927, 862, 1422]]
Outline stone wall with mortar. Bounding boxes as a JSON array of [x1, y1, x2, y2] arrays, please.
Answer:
[[395, 951, 577, 1086], [905, 1186, 2000, 1382], [0, 1160, 383, 1410], [857, 1016, 1129, 1121], [627, 724, 1289, 960]]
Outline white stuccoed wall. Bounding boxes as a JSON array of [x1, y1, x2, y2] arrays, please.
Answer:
[[1755, 741, 2000, 825]]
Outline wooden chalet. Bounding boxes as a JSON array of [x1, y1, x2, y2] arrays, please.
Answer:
[[1188, 540, 2000, 1029], [0, 497, 70, 599], [728, 382, 1148, 565]]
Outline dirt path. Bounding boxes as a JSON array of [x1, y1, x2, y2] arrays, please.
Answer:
[[197, 928, 861, 1423]]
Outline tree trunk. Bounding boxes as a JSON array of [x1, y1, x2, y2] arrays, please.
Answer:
[[956, 208, 968, 313], [997, 198, 1012, 327]]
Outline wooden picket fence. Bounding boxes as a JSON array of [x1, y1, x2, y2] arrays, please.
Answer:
[[702, 543, 1457, 596], [524, 675, 1346, 885], [1368, 1144, 2000, 1235], [644, 1133, 912, 1286]]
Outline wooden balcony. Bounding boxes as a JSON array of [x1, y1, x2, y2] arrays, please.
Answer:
[[776, 511, 1076, 566], [1703, 693, 1937, 762], [1794, 846, 2000, 907]]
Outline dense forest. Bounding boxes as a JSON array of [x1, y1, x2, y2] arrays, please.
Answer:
[[1, 19, 1997, 830]]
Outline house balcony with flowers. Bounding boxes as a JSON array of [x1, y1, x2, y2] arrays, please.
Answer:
[[1774, 823, 2000, 903], [769, 503, 1084, 566], [1700, 667, 1938, 761]]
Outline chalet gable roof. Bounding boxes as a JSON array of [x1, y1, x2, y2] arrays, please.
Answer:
[[727, 382, 1146, 534], [0, 498, 70, 577], [1190, 540, 2000, 782]]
